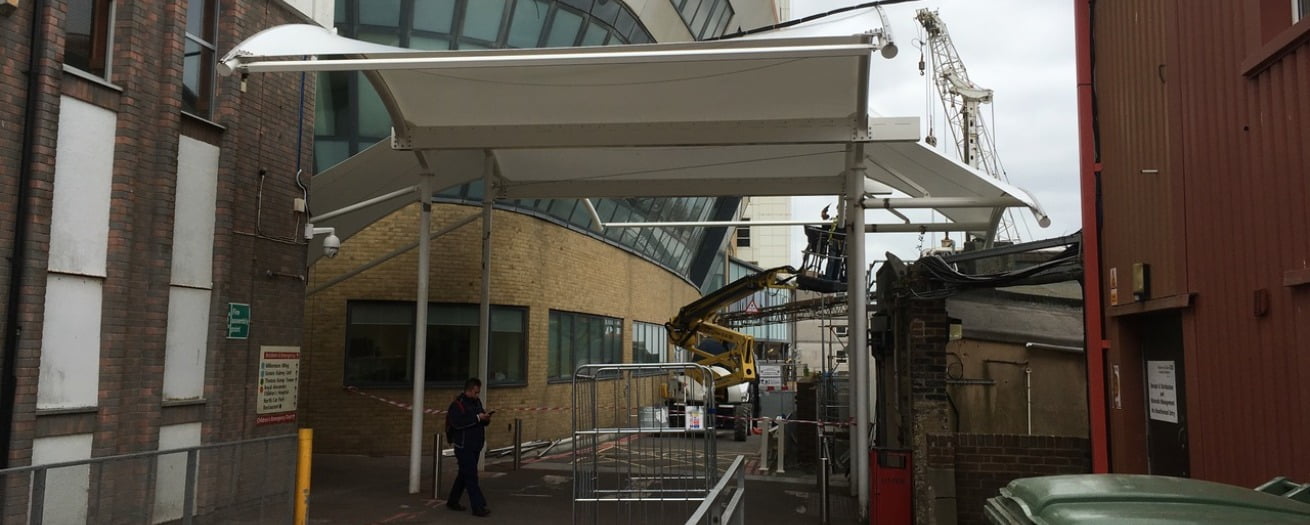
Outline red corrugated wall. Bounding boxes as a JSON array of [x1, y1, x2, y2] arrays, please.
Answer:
[[1094, 0, 1310, 484]]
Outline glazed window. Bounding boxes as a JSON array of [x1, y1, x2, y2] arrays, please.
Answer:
[[632, 321, 667, 365], [670, 0, 734, 39], [344, 301, 527, 387], [65, 0, 114, 77], [736, 219, 751, 248], [548, 311, 622, 380], [182, 0, 218, 117]]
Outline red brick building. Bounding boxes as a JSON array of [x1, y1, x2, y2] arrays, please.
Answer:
[[0, 0, 329, 520], [1078, 0, 1310, 482]]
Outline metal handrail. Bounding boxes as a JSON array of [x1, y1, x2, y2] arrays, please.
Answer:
[[684, 454, 746, 525], [5, 433, 297, 525], [0, 433, 295, 474]]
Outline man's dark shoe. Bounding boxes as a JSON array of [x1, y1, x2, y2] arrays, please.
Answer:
[[446, 501, 466, 511], [472, 508, 491, 517]]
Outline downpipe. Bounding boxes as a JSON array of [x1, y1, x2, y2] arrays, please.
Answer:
[[1, 0, 50, 468]]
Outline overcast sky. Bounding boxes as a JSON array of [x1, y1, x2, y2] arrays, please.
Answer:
[[781, 0, 1079, 267]]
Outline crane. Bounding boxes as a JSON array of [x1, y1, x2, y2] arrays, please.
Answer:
[[915, 8, 1024, 243]]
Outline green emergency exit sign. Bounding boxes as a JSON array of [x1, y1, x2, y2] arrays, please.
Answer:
[[227, 303, 251, 340]]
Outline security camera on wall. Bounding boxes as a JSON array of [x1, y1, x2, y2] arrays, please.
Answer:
[[305, 224, 341, 258], [322, 233, 341, 258]]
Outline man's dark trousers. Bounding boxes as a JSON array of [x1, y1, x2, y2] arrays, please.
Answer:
[[449, 445, 486, 511]]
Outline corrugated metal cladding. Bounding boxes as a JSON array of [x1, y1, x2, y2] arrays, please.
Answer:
[[1092, 0, 1175, 475], [1094, 0, 1310, 486]]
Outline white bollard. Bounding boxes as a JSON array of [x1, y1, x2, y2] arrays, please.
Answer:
[[758, 423, 771, 473], [774, 418, 786, 474]]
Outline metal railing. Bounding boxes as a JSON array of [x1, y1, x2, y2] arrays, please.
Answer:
[[0, 434, 297, 524], [684, 455, 746, 525], [572, 362, 718, 524]]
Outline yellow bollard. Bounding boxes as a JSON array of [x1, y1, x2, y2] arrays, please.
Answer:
[[294, 428, 313, 525]]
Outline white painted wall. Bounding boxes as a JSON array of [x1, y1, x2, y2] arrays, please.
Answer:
[[48, 96, 115, 277], [626, 0, 695, 41], [153, 423, 202, 523], [727, 0, 784, 31], [171, 136, 219, 288], [795, 317, 848, 374], [38, 275, 102, 409], [163, 288, 211, 400], [736, 196, 792, 269], [280, 0, 334, 27], [32, 434, 93, 525]]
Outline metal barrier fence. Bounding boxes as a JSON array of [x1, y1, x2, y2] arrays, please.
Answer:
[[684, 455, 746, 525], [0, 434, 297, 524], [572, 363, 719, 524]]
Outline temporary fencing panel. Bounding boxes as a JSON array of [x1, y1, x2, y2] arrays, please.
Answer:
[[572, 363, 719, 524]]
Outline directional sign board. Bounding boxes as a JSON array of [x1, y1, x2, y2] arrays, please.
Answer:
[[227, 303, 250, 340], [256, 346, 300, 425]]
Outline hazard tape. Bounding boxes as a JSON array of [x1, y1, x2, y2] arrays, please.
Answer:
[[345, 386, 450, 415], [344, 386, 853, 426], [344, 386, 591, 415], [694, 411, 854, 427]]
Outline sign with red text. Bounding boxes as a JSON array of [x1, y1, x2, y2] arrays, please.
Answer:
[[256, 346, 300, 425]]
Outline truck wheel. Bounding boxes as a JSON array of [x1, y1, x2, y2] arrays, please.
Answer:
[[733, 404, 751, 442]]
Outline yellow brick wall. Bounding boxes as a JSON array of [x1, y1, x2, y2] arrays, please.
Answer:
[[303, 202, 702, 455]]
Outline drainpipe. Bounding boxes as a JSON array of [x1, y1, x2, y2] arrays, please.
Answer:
[[1075, 0, 1110, 472], [1, 0, 50, 469], [1024, 367, 1032, 434]]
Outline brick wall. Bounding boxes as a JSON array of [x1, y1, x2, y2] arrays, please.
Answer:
[[0, 0, 317, 521], [304, 203, 704, 455], [890, 269, 954, 525], [906, 274, 947, 404], [929, 433, 1092, 525]]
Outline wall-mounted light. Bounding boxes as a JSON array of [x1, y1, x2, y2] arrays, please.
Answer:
[[1132, 263, 1150, 302]]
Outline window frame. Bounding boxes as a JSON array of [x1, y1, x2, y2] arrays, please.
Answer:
[[669, 0, 733, 40], [182, 0, 219, 118], [342, 300, 529, 388], [735, 218, 751, 248], [1241, 0, 1310, 76], [631, 320, 668, 375], [64, 0, 115, 79]]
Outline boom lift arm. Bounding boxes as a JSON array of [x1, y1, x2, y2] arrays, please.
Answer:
[[665, 266, 799, 391]]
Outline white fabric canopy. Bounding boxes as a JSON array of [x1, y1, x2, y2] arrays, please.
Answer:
[[218, 9, 1051, 507], [218, 22, 1046, 260], [304, 139, 1047, 263], [221, 21, 1046, 237]]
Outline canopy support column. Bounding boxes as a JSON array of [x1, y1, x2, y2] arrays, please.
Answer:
[[845, 143, 870, 517], [409, 175, 433, 494], [478, 151, 494, 427]]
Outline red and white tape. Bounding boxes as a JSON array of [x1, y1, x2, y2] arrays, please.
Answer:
[[344, 386, 853, 426]]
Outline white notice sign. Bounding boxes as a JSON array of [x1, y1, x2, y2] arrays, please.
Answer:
[[256, 346, 301, 425], [1147, 360, 1179, 423], [758, 364, 783, 388], [685, 406, 705, 431]]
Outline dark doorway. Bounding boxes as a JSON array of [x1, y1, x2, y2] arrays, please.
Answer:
[[1139, 312, 1189, 477]]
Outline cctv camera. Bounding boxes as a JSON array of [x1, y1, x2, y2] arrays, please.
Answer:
[[322, 234, 341, 258]]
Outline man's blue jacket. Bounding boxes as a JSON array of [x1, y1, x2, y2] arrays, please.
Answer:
[[447, 393, 489, 451]]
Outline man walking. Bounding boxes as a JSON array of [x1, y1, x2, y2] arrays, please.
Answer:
[[446, 378, 492, 517]]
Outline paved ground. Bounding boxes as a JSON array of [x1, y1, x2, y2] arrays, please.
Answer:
[[307, 432, 861, 524]]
